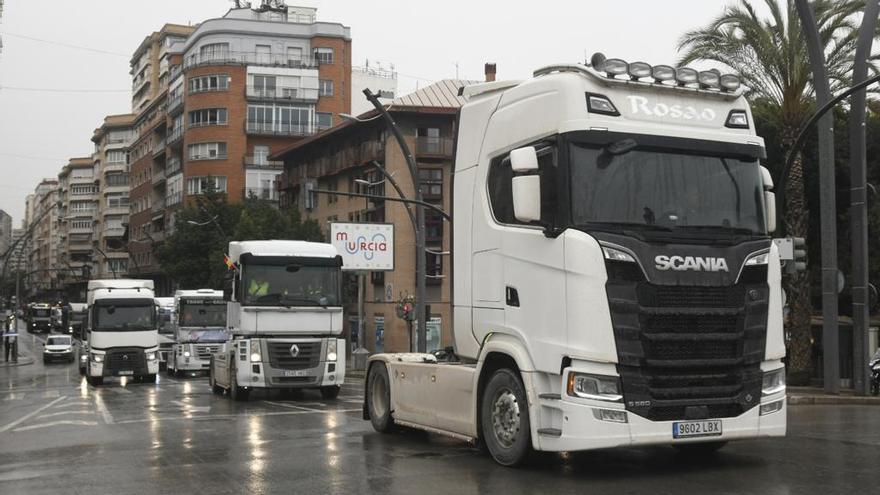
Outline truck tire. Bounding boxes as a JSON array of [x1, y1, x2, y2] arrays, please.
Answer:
[[230, 364, 250, 402], [320, 385, 340, 400], [673, 441, 727, 455], [480, 368, 532, 467], [367, 362, 394, 433], [209, 360, 223, 394], [87, 375, 103, 386], [145, 374, 157, 383]]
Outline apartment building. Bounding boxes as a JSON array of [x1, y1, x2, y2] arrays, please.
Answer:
[[274, 79, 465, 353], [350, 62, 397, 115], [91, 114, 136, 279], [127, 5, 352, 292], [130, 24, 196, 113], [9, 228, 27, 274], [0, 209, 11, 256], [57, 158, 98, 299], [27, 179, 60, 299]]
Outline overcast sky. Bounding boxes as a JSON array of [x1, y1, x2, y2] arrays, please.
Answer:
[[0, 0, 751, 225]]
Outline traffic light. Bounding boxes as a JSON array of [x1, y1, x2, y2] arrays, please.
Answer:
[[791, 237, 807, 273]]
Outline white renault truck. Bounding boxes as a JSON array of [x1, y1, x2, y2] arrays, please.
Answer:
[[85, 279, 160, 386], [167, 289, 228, 376], [364, 55, 787, 466], [209, 241, 346, 401]]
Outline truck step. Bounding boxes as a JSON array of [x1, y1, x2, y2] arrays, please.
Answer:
[[538, 393, 561, 400], [537, 428, 562, 437]]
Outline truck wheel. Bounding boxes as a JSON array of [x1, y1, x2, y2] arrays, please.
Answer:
[[145, 374, 157, 383], [230, 365, 250, 402], [367, 362, 394, 433], [480, 368, 532, 467], [87, 375, 103, 387], [320, 385, 340, 400], [673, 441, 727, 456], [209, 362, 223, 395]]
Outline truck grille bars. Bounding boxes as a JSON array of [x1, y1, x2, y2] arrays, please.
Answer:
[[267, 341, 321, 370], [606, 262, 768, 421], [106, 348, 148, 376]]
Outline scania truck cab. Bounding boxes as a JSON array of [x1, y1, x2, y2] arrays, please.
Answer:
[[210, 241, 346, 401], [168, 289, 228, 376], [85, 280, 159, 386], [365, 56, 786, 466]]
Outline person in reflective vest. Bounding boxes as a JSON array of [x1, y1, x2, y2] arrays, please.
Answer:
[[249, 278, 269, 298]]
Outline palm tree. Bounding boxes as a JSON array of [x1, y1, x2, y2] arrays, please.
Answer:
[[677, 0, 868, 384]]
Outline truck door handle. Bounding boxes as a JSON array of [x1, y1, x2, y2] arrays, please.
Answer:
[[506, 287, 520, 307]]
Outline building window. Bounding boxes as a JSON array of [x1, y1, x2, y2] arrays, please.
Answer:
[[314, 47, 334, 65], [187, 176, 227, 195], [255, 44, 272, 63], [319, 79, 334, 96], [188, 108, 228, 127], [419, 168, 443, 199], [426, 250, 443, 285], [325, 178, 338, 204], [107, 195, 129, 208], [106, 150, 128, 165], [253, 145, 270, 165], [71, 185, 97, 196], [189, 74, 230, 94], [246, 104, 311, 134], [188, 142, 227, 161], [105, 173, 129, 187], [70, 202, 96, 213], [199, 43, 229, 61], [316, 112, 332, 130], [107, 259, 128, 274], [252, 75, 277, 96]]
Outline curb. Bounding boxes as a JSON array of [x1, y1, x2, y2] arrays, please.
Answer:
[[0, 357, 34, 368], [787, 394, 880, 406]]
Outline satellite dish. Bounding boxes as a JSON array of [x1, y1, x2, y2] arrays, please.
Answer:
[[590, 52, 607, 72]]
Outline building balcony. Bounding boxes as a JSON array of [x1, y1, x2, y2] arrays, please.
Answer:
[[184, 51, 320, 71], [103, 205, 130, 216], [245, 85, 318, 103], [103, 184, 129, 195], [167, 126, 184, 146], [244, 187, 279, 201], [104, 162, 129, 173], [152, 138, 167, 157], [71, 175, 96, 185], [151, 199, 166, 216], [152, 168, 166, 185], [416, 137, 454, 158], [103, 226, 126, 237], [166, 157, 182, 176], [245, 121, 316, 137], [168, 93, 184, 115], [165, 191, 184, 207], [244, 156, 284, 168], [69, 224, 95, 235]]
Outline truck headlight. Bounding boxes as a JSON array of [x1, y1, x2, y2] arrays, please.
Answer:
[[183, 351, 191, 358], [326, 340, 338, 362], [762, 368, 786, 396], [145, 351, 157, 361], [250, 352, 261, 363], [90, 352, 104, 363], [567, 372, 623, 402]]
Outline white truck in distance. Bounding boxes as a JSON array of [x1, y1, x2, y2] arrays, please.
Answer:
[[84, 279, 160, 385], [167, 289, 228, 376], [156, 297, 175, 371], [364, 56, 787, 466], [210, 241, 346, 401]]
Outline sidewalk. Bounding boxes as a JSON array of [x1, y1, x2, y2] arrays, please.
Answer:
[[0, 319, 36, 368], [787, 386, 880, 405]]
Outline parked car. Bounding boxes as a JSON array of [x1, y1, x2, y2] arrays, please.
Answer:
[[43, 335, 75, 364]]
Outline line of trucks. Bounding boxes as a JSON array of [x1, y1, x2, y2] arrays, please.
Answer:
[[67, 58, 786, 466]]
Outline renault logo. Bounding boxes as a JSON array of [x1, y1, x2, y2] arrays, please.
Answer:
[[289, 345, 300, 358], [122, 355, 129, 361]]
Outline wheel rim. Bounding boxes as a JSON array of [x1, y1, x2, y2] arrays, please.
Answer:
[[491, 388, 521, 448], [370, 373, 388, 417]]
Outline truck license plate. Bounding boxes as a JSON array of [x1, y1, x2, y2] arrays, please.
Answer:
[[117, 370, 134, 376], [673, 420, 722, 439], [283, 369, 308, 377]]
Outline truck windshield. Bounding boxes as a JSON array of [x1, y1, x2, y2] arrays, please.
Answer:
[[242, 264, 341, 307], [93, 304, 155, 331], [179, 300, 226, 327], [32, 309, 50, 318], [569, 141, 766, 236], [158, 311, 174, 333]]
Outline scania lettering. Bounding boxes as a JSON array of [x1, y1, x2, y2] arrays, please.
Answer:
[[84, 280, 159, 386], [168, 289, 227, 376], [364, 54, 786, 466], [210, 241, 346, 401]]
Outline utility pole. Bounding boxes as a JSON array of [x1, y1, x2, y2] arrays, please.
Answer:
[[795, 0, 839, 393], [849, 0, 879, 396]]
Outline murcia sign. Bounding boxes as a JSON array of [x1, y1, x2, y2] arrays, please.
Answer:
[[330, 223, 394, 271]]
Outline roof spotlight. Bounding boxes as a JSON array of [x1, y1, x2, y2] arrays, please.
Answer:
[[720, 74, 742, 92], [604, 58, 628, 78], [698, 70, 720, 89], [675, 67, 698, 86], [627, 62, 652, 80], [590, 52, 607, 72], [651, 65, 675, 83]]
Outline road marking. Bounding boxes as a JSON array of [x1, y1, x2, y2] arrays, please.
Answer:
[[263, 400, 325, 412], [37, 410, 94, 419], [0, 396, 66, 434], [94, 394, 114, 425], [171, 400, 210, 413], [107, 387, 132, 394], [13, 420, 99, 432], [115, 408, 363, 425]]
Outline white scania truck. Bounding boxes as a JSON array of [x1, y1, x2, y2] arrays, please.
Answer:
[[167, 289, 228, 376], [84, 279, 160, 385], [364, 56, 787, 466], [209, 241, 346, 401]]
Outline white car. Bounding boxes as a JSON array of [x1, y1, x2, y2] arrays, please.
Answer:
[[43, 335, 75, 364]]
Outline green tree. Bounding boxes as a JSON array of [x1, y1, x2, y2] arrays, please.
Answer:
[[678, 0, 868, 383]]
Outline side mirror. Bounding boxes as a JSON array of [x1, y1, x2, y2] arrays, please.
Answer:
[[223, 274, 234, 302], [510, 146, 542, 223], [760, 166, 776, 234]]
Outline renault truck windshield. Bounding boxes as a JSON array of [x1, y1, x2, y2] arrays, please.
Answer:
[[569, 141, 766, 235], [179, 300, 226, 327], [93, 303, 156, 331], [242, 263, 341, 306]]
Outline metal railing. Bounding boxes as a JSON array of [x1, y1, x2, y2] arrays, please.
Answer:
[[166, 157, 182, 175], [152, 168, 166, 184], [166, 191, 184, 206], [244, 187, 279, 201], [152, 138, 167, 156], [244, 155, 284, 168], [183, 51, 320, 71], [416, 137, 454, 156], [245, 85, 319, 102], [167, 126, 184, 145], [245, 121, 317, 137], [168, 93, 184, 114], [151, 199, 166, 214]]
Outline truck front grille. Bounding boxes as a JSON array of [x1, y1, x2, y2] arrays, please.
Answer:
[[606, 265, 767, 422], [106, 348, 147, 375], [195, 344, 221, 360], [267, 342, 321, 370]]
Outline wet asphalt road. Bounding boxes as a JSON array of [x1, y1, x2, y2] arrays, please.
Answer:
[[2, 325, 880, 494]]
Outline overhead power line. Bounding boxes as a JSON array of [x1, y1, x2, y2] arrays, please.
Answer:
[[0, 31, 129, 57]]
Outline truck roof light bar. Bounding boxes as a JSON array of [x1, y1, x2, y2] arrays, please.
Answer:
[[627, 61, 651, 80], [720, 74, 742, 92], [603, 58, 628, 78], [651, 65, 675, 83], [675, 67, 698, 86], [698, 70, 721, 89]]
